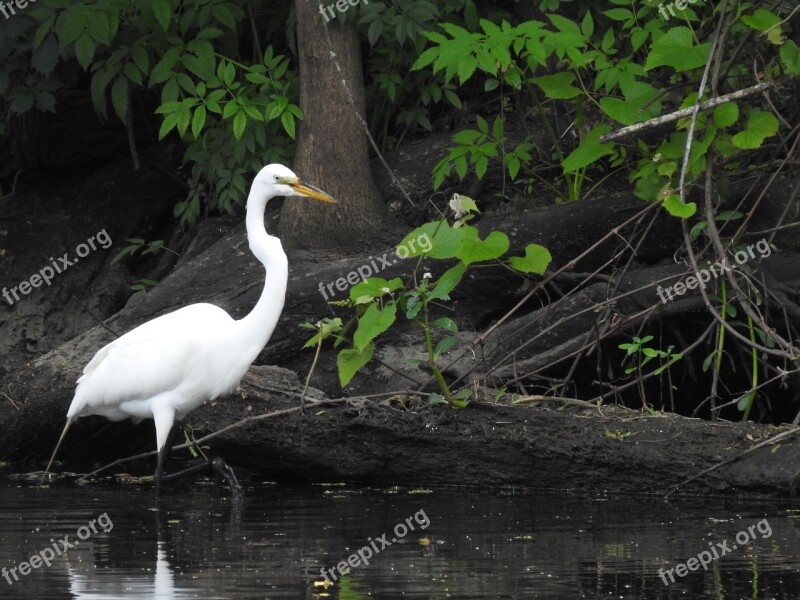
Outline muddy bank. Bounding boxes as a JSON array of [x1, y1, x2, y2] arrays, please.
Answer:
[[178, 367, 799, 497], [28, 365, 800, 498]]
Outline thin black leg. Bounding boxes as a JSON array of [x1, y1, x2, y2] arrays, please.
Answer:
[[154, 446, 166, 498], [154, 422, 181, 497]]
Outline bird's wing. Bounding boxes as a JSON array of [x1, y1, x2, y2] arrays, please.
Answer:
[[68, 304, 232, 417]]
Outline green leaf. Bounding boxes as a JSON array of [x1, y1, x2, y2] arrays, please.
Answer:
[[663, 194, 697, 218], [280, 111, 296, 139], [433, 317, 458, 332], [702, 351, 716, 373], [690, 220, 708, 240], [337, 343, 375, 387], [191, 105, 206, 138], [731, 110, 779, 150], [780, 40, 800, 75], [455, 229, 509, 265], [233, 110, 247, 140], [111, 76, 128, 121], [158, 111, 179, 139], [644, 27, 712, 72], [428, 263, 467, 302], [152, 0, 171, 32], [712, 102, 739, 128], [57, 13, 86, 49], [428, 393, 448, 405], [453, 388, 472, 401], [212, 3, 238, 30], [74, 34, 95, 70], [131, 47, 149, 74], [562, 125, 614, 173], [599, 81, 662, 125], [603, 8, 633, 21], [581, 11, 594, 37], [398, 221, 465, 260], [353, 302, 397, 351], [349, 277, 403, 303], [716, 210, 743, 222], [740, 9, 781, 32], [531, 72, 581, 99], [737, 391, 755, 412], [434, 335, 457, 358], [508, 243, 552, 274]]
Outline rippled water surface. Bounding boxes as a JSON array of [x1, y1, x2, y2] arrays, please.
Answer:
[[1, 469, 799, 599]]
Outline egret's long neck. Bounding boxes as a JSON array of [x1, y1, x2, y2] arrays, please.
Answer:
[[238, 190, 288, 352]]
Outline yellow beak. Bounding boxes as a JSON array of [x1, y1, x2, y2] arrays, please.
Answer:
[[290, 180, 337, 203]]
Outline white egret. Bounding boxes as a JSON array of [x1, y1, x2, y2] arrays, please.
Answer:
[[45, 164, 336, 494]]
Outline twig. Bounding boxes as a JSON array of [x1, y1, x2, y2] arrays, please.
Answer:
[[512, 395, 600, 408], [300, 334, 324, 410], [599, 83, 772, 142], [2, 392, 19, 411], [762, 4, 800, 36]]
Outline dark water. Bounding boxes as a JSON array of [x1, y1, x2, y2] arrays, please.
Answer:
[[1, 469, 799, 599]]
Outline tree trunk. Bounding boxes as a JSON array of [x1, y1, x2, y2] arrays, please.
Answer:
[[281, 0, 390, 250]]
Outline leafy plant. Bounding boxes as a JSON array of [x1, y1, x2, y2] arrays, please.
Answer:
[[618, 335, 682, 409], [411, 3, 796, 209], [128, 278, 159, 301], [345, 0, 473, 149], [303, 194, 552, 403], [111, 238, 178, 265], [1, 0, 298, 225]]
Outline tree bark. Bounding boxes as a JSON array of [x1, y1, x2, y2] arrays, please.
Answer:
[[281, 0, 390, 250]]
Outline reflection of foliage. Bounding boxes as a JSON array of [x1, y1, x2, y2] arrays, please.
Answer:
[[338, 576, 367, 600]]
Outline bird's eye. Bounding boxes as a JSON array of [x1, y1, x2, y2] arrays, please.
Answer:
[[274, 175, 280, 182]]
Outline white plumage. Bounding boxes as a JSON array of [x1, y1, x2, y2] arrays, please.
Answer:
[[46, 164, 336, 493]]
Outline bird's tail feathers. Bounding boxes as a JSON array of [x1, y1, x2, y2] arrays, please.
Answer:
[[45, 418, 74, 474]]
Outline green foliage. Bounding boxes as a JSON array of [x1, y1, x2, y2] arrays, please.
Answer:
[[342, 0, 473, 149], [128, 278, 159, 301], [619, 335, 682, 409], [411, 1, 793, 211], [4, 1, 792, 224], [303, 195, 553, 399], [111, 238, 177, 265], [1, 0, 297, 225]]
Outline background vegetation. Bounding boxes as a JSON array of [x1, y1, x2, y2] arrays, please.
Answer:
[[1, 0, 798, 425]]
